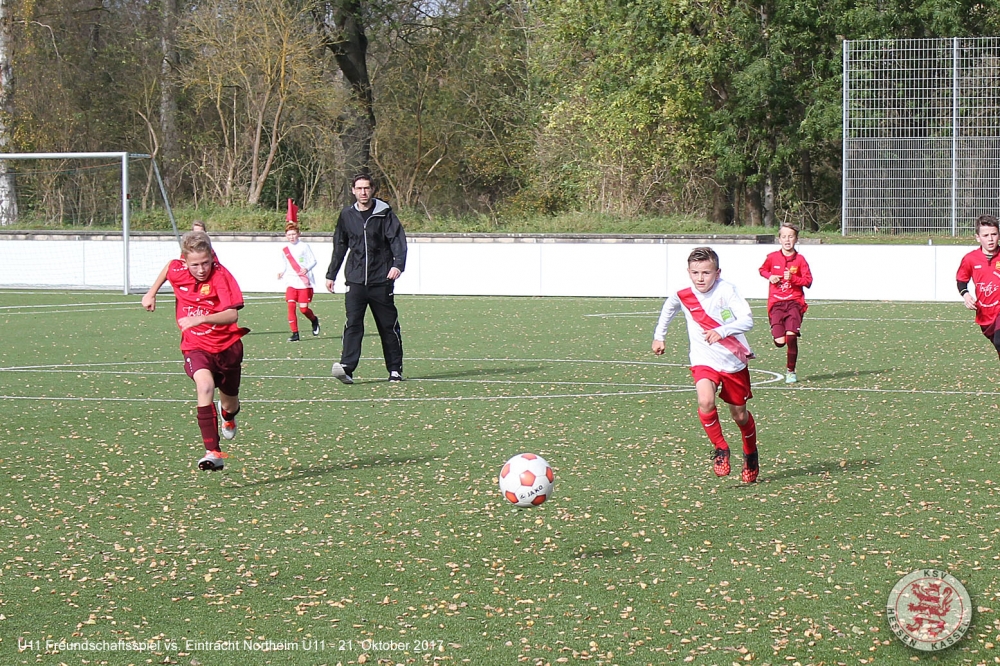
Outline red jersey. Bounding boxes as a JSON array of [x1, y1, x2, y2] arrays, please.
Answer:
[[167, 259, 247, 353], [956, 248, 1000, 326], [759, 249, 813, 311]]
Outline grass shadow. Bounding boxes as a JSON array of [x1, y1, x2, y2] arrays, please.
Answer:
[[229, 454, 435, 488], [765, 456, 883, 482]]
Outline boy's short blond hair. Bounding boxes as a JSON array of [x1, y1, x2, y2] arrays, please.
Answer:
[[687, 246, 720, 270], [181, 230, 213, 258], [779, 223, 799, 238]]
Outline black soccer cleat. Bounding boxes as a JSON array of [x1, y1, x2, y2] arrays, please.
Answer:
[[311, 317, 321, 336]]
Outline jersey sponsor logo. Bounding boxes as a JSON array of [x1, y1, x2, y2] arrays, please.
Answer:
[[886, 569, 971, 651], [720, 308, 734, 323], [977, 281, 999, 298]]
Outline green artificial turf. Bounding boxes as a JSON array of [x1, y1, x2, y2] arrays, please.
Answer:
[[0, 292, 997, 665]]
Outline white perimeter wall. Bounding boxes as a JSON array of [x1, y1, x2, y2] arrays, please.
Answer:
[[0, 237, 971, 302]]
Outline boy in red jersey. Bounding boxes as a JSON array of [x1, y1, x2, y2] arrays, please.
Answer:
[[141, 231, 248, 470], [957, 214, 1000, 362], [759, 223, 813, 384], [653, 247, 759, 483]]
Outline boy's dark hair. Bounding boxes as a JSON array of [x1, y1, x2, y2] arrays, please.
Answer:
[[975, 214, 999, 233], [191, 219, 207, 232], [687, 246, 720, 270], [779, 223, 799, 238], [181, 230, 213, 258], [352, 173, 374, 188]]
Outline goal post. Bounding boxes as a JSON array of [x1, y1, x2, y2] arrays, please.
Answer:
[[0, 151, 179, 294]]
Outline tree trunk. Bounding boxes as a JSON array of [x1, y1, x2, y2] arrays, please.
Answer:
[[763, 174, 775, 227], [733, 176, 745, 226], [315, 1, 375, 203], [747, 186, 764, 227], [800, 150, 818, 231], [710, 180, 733, 225], [159, 0, 180, 196], [0, 0, 17, 226]]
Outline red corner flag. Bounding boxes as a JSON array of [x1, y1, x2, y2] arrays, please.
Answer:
[[286, 199, 299, 224]]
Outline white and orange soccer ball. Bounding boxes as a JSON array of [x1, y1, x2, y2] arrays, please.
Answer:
[[498, 453, 554, 507]]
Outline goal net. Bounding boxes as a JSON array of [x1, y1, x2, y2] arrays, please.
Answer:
[[0, 152, 179, 293]]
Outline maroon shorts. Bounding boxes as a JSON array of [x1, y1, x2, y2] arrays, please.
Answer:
[[769, 300, 804, 339], [285, 287, 314, 303], [183, 339, 243, 396], [980, 318, 1000, 351], [691, 365, 753, 406]]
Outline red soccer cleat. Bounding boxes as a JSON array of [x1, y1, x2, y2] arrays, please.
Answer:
[[741, 451, 759, 484], [713, 448, 731, 477]]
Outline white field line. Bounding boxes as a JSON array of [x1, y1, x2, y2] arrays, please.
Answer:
[[589, 312, 967, 323], [0, 356, 786, 402], [2, 382, 991, 403], [0, 388, 696, 404], [0, 296, 284, 317], [0, 301, 136, 310], [0, 356, 718, 370], [3, 353, 984, 398]]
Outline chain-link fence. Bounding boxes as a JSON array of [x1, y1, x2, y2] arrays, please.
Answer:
[[843, 38, 1000, 235]]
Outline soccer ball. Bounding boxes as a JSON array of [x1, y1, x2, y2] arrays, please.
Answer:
[[498, 453, 554, 507]]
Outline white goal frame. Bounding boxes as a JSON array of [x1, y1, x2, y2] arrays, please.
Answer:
[[0, 151, 178, 293]]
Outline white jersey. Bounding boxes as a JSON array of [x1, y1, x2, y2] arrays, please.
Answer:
[[654, 278, 754, 373], [278, 241, 318, 289]]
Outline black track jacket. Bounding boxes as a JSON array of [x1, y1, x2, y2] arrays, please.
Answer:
[[325, 198, 407, 286]]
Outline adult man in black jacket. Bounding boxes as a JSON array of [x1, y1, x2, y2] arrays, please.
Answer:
[[325, 175, 407, 384]]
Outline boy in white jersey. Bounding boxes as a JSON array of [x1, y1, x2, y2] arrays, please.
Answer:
[[277, 204, 320, 342], [652, 247, 759, 483]]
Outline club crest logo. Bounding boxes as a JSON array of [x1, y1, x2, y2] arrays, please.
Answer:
[[200, 284, 211, 296], [720, 308, 734, 322], [886, 569, 971, 651], [789, 266, 798, 274]]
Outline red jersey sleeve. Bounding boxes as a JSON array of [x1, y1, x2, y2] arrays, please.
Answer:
[[956, 253, 974, 282], [759, 254, 775, 279], [789, 254, 813, 288], [212, 264, 245, 311]]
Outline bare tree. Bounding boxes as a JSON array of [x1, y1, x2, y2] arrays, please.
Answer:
[[159, 0, 181, 196], [180, 0, 346, 205], [0, 0, 17, 225], [313, 0, 374, 199]]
